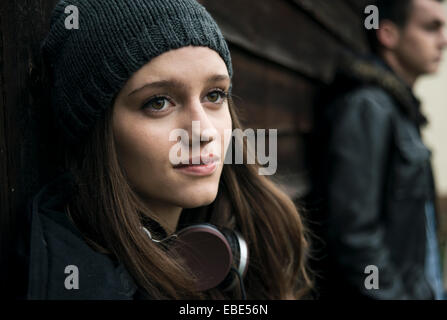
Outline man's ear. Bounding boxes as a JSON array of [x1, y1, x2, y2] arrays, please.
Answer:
[[376, 20, 401, 50]]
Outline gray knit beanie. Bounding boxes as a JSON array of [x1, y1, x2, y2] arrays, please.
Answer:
[[42, 0, 233, 145]]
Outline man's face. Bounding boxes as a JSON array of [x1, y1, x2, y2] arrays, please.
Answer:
[[396, 0, 447, 76]]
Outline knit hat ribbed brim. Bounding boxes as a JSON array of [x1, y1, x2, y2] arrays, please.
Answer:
[[42, 0, 233, 145]]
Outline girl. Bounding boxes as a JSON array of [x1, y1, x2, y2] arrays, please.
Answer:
[[27, 0, 312, 299]]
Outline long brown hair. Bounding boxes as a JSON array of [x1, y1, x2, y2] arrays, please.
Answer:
[[65, 97, 313, 299]]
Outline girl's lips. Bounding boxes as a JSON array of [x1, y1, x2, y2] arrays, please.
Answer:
[[174, 161, 218, 176]]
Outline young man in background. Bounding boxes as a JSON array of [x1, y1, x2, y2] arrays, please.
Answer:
[[308, 0, 447, 299]]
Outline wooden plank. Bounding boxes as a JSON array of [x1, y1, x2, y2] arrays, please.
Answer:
[[345, 0, 373, 14], [228, 46, 316, 199], [230, 46, 317, 134], [1, 0, 57, 205], [0, 0, 18, 292], [200, 0, 345, 83], [0, 1, 10, 272], [291, 0, 369, 54], [274, 135, 310, 200], [0, 0, 59, 295]]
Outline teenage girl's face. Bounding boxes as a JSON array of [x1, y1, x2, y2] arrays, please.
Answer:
[[112, 46, 232, 210]]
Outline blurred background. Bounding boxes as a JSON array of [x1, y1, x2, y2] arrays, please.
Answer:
[[1, 0, 446, 295]]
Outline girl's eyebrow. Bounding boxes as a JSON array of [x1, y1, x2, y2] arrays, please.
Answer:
[[128, 74, 230, 97]]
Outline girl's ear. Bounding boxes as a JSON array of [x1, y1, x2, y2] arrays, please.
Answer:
[[376, 20, 402, 51]]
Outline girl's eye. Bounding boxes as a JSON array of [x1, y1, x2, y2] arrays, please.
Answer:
[[206, 90, 228, 104], [142, 96, 171, 112]]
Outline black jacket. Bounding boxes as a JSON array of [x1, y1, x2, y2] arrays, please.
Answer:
[[307, 55, 438, 300], [21, 173, 140, 300]]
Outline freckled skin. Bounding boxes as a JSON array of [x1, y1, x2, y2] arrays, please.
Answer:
[[112, 46, 232, 224]]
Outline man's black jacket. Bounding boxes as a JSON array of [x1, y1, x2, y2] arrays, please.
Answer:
[[306, 55, 438, 300]]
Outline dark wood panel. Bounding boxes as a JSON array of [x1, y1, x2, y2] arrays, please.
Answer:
[[0, 0, 20, 290], [227, 46, 317, 199], [0, 1, 10, 262], [274, 135, 310, 200], [200, 0, 345, 83], [0, 0, 59, 294], [230, 45, 317, 134], [291, 0, 369, 54], [347, 0, 374, 12]]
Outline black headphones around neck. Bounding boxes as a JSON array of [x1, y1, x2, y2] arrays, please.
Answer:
[[142, 223, 249, 296]]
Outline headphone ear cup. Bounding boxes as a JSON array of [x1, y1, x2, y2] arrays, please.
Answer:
[[168, 224, 234, 292], [162, 223, 249, 293], [221, 228, 249, 276], [218, 228, 249, 291]]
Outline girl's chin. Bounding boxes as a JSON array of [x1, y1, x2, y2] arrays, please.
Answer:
[[177, 192, 218, 209]]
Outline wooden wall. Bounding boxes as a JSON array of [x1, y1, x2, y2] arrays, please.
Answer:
[[0, 0, 60, 295], [199, 0, 371, 198], [0, 0, 378, 296]]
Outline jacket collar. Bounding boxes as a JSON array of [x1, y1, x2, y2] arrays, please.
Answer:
[[336, 53, 427, 126], [27, 172, 139, 299]]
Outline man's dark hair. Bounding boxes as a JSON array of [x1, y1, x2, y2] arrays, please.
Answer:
[[367, 0, 445, 53]]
